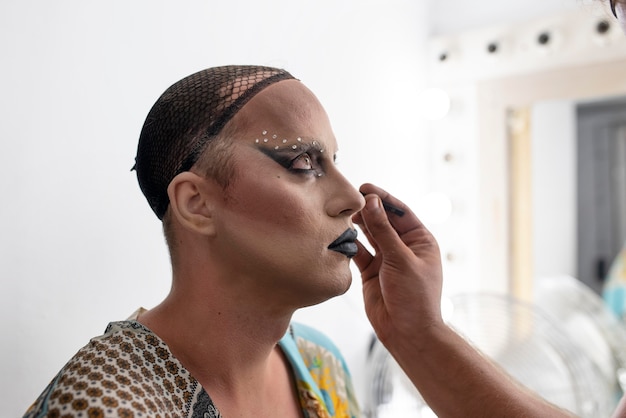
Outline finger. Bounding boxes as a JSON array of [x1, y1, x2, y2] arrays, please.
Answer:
[[354, 214, 382, 254], [359, 183, 421, 236], [358, 183, 438, 255], [359, 194, 409, 252], [359, 183, 406, 210], [351, 239, 373, 275], [359, 183, 408, 215]]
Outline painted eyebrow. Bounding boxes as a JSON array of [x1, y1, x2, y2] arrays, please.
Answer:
[[256, 142, 321, 161], [251, 132, 339, 166], [254, 138, 330, 153]]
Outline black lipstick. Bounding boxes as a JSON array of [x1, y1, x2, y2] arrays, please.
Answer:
[[328, 228, 358, 258]]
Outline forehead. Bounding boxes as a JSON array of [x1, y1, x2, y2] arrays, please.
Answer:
[[230, 79, 339, 152]]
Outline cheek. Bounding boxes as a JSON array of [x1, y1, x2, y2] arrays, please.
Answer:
[[226, 176, 316, 229]]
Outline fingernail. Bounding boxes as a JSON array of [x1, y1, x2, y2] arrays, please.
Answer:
[[366, 196, 382, 211]]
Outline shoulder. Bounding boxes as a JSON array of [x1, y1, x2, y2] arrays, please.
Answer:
[[289, 322, 351, 374], [290, 322, 343, 356], [287, 323, 362, 417], [23, 320, 197, 417]]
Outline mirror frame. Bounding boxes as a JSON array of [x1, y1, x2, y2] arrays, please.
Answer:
[[477, 58, 626, 300], [427, 9, 626, 298]]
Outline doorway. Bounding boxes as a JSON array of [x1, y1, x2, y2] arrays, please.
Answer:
[[577, 99, 626, 294]]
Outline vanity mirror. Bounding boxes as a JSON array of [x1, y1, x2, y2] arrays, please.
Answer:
[[426, 8, 626, 300]]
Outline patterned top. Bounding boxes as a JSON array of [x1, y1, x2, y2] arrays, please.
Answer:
[[23, 313, 361, 418]]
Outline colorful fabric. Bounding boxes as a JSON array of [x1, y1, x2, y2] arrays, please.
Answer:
[[603, 241, 626, 321], [283, 323, 360, 418], [23, 313, 361, 418]]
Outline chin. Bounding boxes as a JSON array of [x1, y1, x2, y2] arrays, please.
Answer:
[[336, 275, 353, 295], [306, 274, 353, 307], [338, 263, 354, 291], [318, 274, 352, 303]]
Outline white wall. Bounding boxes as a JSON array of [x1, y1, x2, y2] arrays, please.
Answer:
[[428, 0, 581, 36], [0, 1, 430, 415], [0, 0, 583, 416]]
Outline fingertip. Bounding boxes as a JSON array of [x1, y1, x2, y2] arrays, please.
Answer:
[[359, 183, 376, 195], [364, 194, 383, 212], [352, 239, 373, 271]]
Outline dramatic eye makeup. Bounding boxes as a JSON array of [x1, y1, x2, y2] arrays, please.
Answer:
[[253, 130, 331, 177]]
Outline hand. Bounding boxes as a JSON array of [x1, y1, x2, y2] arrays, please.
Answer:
[[353, 185, 580, 418], [352, 183, 444, 347]]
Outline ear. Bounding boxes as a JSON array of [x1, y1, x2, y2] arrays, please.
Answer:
[[167, 172, 218, 236]]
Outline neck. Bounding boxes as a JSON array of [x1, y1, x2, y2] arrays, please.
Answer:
[[137, 273, 295, 394]]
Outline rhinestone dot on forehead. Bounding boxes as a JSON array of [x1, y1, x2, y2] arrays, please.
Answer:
[[254, 131, 327, 153]]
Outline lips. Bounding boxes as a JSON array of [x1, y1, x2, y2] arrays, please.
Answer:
[[328, 228, 358, 258]]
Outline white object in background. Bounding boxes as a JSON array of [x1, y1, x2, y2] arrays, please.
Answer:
[[417, 87, 451, 120], [417, 191, 453, 225]]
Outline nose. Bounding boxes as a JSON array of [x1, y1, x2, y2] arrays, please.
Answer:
[[324, 167, 366, 217]]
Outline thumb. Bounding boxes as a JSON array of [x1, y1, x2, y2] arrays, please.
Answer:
[[360, 195, 405, 251]]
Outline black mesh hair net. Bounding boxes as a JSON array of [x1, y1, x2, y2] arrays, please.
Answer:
[[133, 65, 295, 219]]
